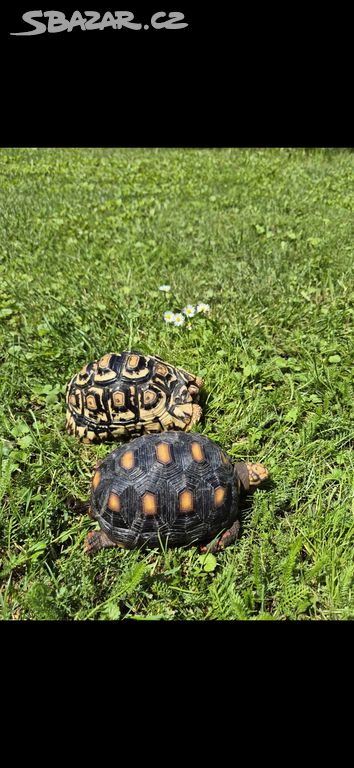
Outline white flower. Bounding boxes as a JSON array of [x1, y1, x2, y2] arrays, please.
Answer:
[[196, 302, 210, 314], [159, 285, 171, 292], [186, 322, 192, 331], [173, 313, 185, 327], [182, 304, 196, 318], [164, 310, 175, 323]]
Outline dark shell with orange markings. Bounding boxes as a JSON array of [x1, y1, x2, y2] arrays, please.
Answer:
[[65, 350, 203, 443], [90, 432, 240, 549]]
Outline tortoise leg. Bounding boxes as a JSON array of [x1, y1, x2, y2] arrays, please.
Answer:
[[85, 529, 121, 555], [187, 403, 203, 428], [188, 377, 204, 397], [200, 520, 240, 554]]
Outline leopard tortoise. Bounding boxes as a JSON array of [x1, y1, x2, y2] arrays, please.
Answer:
[[65, 350, 203, 443]]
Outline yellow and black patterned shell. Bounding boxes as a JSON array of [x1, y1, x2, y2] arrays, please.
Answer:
[[65, 351, 203, 443], [90, 432, 238, 549]]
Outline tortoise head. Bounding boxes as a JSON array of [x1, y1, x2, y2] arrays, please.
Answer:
[[234, 461, 269, 494]]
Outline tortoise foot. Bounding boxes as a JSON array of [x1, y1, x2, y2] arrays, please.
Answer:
[[188, 403, 203, 428], [85, 530, 118, 555], [199, 520, 240, 553]]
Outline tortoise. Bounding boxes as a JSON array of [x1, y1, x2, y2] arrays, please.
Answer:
[[65, 350, 203, 443], [85, 431, 269, 555]]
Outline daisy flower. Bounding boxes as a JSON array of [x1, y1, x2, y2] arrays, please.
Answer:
[[164, 310, 175, 323], [196, 302, 210, 314], [182, 304, 196, 318], [173, 313, 185, 327], [159, 285, 171, 292]]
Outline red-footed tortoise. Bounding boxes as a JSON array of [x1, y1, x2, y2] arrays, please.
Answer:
[[66, 351, 203, 443], [85, 431, 269, 555]]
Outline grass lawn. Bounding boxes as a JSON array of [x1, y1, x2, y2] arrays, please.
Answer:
[[0, 147, 353, 620]]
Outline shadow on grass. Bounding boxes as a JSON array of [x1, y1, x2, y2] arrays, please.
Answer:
[[238, 477, 276, 526]]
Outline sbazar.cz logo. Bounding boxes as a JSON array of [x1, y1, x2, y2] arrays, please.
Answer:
[[10, 10, 188, 35]]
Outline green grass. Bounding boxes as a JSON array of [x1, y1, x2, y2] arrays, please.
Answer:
[[0, 147, 353, 620]]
